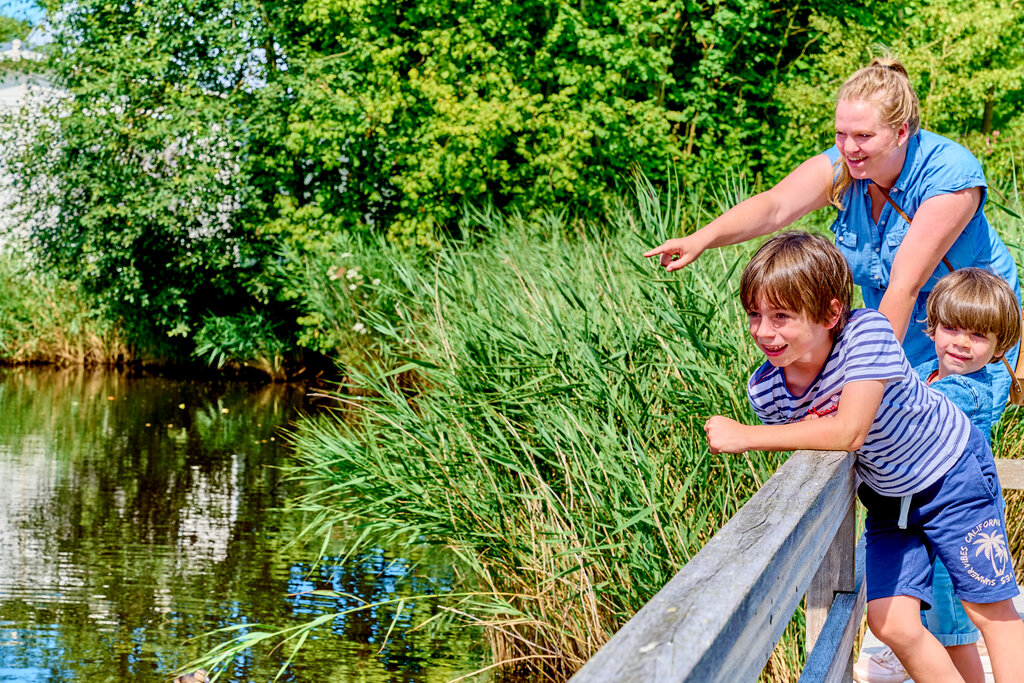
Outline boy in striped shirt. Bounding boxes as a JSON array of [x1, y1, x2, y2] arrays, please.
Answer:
[[703, 231, 1024, 681]]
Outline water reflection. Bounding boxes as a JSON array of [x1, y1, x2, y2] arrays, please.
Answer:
[[0, 368, 483, 682]]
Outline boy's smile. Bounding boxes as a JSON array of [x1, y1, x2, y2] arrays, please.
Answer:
[[748, 298, 841, 395], [931, 324, 999, 380]]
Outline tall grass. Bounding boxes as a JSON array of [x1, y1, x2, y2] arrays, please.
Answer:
[[273, 175, 835, 680], [197, 169, 1024, 680], [988, 171, 1024, 585], [0, 249, 126, 364]]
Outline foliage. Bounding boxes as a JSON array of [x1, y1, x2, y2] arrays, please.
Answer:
[[268, 0, 853, 246], [770, 2, 1024, 182], [9, 0, 1024, 369], [2, 0, 863, 365], [273, 230, 398, 371], [0, 14, 30, 41], [0, 248, 125, 364], [192, 309, 288, 379], [207, 174, 834, 680], [6, 0, 279, 357]]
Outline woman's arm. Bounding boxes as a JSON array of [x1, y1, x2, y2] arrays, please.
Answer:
[[704, 379, 885, 453], [643, 154, 835, 271], [879, 187, 982, 342]]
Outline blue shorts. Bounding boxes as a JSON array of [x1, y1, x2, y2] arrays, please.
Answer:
[[859, 426, 1019, 607], [921, 492, 1007, 646], [923, 558, 980, 646]]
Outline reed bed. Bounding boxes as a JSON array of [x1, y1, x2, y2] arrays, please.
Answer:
[[0, 250, 126, 365], [281, 177, 816, 681], [195, 171, 1024, 681]]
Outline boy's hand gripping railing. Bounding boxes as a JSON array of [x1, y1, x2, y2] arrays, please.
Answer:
[[568, 450, 863, 682]]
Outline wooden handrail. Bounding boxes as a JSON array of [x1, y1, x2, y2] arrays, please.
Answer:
[[568, 450, 859, 682], [569, 454, 1024, 682]]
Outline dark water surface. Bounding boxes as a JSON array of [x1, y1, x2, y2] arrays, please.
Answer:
[[0, 368, 482, 682]]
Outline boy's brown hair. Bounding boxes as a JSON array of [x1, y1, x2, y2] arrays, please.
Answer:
[[926, 268, 1021, 360], [740, 231, 853, 334]]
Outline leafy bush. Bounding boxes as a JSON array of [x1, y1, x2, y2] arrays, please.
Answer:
[[193, 310, 289, 380], [3, 0, 856, 361], [273, 231, 399, 371]]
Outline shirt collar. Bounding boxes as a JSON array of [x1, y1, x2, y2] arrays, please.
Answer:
[[890, 131, 922, 195], [860, 131, 921, 197]]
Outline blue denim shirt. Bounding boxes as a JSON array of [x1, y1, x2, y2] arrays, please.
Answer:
[[824, 130, 1020, 423], [914, 359, 994, 441]]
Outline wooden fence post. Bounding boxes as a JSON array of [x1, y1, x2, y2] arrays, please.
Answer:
[[806, 496, 856, 651], [805, 469, 856, 657]]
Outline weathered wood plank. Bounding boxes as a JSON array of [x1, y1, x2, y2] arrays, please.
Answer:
[[799, 539, 866, 683], [996, 458, 1024, 491], [568, 450, 856, 683], [805, 499, 857, 654]]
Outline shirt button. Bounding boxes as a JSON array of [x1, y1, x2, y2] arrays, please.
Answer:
[[875, 247, 880, 253]]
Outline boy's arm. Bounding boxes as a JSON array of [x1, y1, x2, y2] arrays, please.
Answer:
[[705, 379, 886, 454]]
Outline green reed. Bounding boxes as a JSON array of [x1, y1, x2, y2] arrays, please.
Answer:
[[0, 249, 125, 364], [274, 174, 835, 681], [200, 169, 1024, 680]]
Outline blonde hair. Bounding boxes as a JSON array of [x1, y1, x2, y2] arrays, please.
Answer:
[[829, 55, 921, 209], [740, 231, 853, 336], [926, 268, 1022, 360]]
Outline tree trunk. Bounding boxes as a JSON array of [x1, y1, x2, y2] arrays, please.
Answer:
[[982, 86, 995, 135]]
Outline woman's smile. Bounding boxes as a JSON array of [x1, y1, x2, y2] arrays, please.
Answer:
[[834, 99, 907, 184]]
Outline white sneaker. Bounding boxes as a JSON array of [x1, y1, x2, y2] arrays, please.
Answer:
[[853, 647, 910, 683]]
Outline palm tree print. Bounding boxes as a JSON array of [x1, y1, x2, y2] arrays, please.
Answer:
[[973, 531, 1009, 577]]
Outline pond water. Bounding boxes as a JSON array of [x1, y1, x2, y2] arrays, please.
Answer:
[[0, 368, 484, 682]]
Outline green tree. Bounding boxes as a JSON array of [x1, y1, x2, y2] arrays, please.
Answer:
[[268, 0, 856, 246], [2, 0, 890, 364], [0, 15, 30, 42], [8, 0, 278, 356], [769, 1, 1024, 183]]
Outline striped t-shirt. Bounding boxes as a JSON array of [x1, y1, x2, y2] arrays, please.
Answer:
[[747, 309, 969, 496]]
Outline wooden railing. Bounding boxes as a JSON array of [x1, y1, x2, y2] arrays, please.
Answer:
[[568, 451, 1024, 683]]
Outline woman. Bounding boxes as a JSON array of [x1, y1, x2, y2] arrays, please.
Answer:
[[646, 58, 1019, 422], [645, 57, 1021, 683]]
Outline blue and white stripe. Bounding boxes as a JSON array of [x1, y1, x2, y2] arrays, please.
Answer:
[[748, 309, 968, 495]]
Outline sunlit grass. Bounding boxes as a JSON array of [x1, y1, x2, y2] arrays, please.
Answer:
[[194, 169, 1024, 681], [0, 249, 126, 364]]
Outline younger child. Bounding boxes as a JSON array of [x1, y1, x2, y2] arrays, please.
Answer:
[[856, 267, 1022, 683], [703, 232, 1024, 681]]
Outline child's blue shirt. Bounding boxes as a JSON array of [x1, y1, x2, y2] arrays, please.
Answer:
[[913, 359, 995, 441]]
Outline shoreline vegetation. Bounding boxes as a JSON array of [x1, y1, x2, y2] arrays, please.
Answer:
[[3, 2, 1024, 680], [145, 175, 1024, 681], [6, 174, 1024, 681]]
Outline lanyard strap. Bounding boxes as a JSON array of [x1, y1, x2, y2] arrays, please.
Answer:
[[883, 192, 955, 272]]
